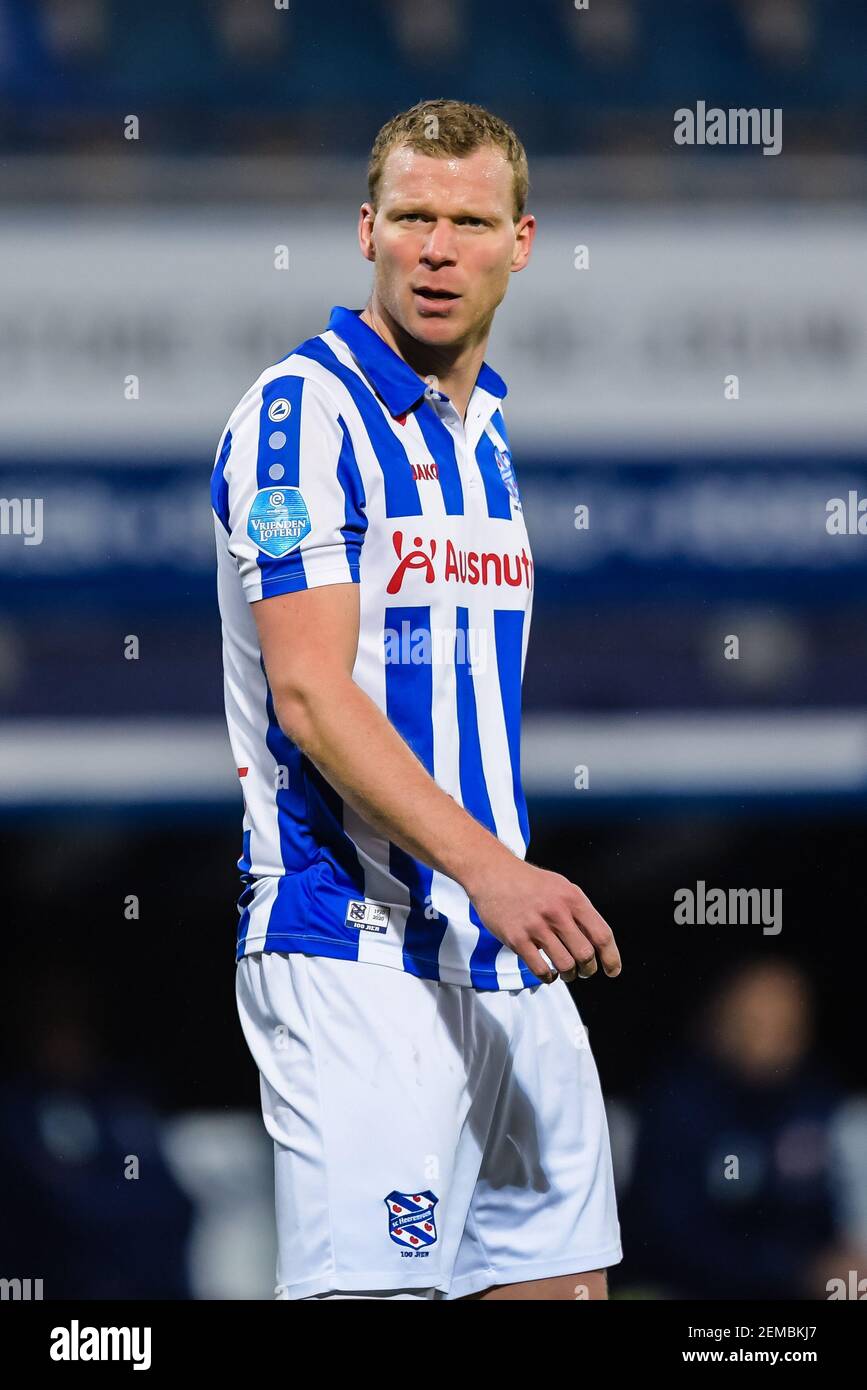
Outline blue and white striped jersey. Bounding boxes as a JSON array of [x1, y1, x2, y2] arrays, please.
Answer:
[[211, 305, 536, 990]]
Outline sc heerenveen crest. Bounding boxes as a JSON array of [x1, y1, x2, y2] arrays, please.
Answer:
[[494, 447, 521, 510], [384, 1190, 439, 1249]]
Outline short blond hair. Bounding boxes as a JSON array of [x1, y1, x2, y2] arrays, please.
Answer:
[[367, 98, 529, 221]]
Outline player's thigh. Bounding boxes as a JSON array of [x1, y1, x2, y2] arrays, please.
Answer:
[[459, 1269, 609, 1300], [451, 980, 622, 1293], [238, 950, 483, 1294]]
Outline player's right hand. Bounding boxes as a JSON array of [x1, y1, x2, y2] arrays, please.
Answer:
[[465, 855, 621, 985]]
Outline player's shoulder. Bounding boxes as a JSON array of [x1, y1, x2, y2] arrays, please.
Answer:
[[212, 330, 352, 481], [224, 329, 349, 433]]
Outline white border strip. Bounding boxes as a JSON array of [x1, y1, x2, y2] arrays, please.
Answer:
[[1, 713, 866, 804], [524, 712, 867, 795]]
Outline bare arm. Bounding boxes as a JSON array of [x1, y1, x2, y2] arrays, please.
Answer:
[[252, 583, 621, 984]]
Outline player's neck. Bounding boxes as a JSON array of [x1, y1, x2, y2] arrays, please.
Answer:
[[360, 300, 488, 425]]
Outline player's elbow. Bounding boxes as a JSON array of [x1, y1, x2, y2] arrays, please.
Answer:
[[272, 685, 317, 749], [271, 672, 351, 752]]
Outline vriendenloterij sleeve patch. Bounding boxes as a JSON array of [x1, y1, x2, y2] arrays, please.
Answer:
[[247, 486, 311, 558]]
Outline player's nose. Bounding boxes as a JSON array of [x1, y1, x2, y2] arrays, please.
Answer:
[[420, 219, 458, 264]]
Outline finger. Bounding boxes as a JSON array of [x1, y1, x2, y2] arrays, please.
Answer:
[[575, 953, 598, 980], [536, 927, 582, 978], [568, 889, 621, 976], [540, 911, 598, 979], [559, 958, 593, 983], [521, 943, 561, 985]]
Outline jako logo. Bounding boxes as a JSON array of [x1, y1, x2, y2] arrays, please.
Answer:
[[386, 531, 533, 595], [50, 1320, 151, 1371]]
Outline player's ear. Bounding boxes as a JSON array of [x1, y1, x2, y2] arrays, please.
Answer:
[[511, 213, 535, 272], [358, 203, 376, 262]]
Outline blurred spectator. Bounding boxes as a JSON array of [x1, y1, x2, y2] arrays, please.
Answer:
[[735, 0, 813, 70], [215, 0, 287, 67], [563, 0, 638, 66], [387, 0, 465, 65], [0, 0, 66, 98], [620, 959, 867, 1299], [0, 969, 194, 1298], [41, 0, 107, 64]]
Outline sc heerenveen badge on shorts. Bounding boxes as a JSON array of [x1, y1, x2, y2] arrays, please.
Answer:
[[247, 486, 311, 558], [384, 1191, 439, 1250]]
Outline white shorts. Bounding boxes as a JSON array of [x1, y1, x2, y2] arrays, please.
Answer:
[[235, 950, 623, 1300]]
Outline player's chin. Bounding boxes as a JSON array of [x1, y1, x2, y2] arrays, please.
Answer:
[[406, 299, 466, 341]]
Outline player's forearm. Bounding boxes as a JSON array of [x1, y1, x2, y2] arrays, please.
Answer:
[[274, 675, 514, 893]]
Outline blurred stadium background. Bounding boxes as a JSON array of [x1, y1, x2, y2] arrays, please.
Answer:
[[0, 0, 866, 1300]]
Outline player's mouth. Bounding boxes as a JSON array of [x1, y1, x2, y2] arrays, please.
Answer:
[[412, 287, 461, 313]]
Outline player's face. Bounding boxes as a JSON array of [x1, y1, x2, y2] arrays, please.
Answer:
[[359, 144, 535, 349]]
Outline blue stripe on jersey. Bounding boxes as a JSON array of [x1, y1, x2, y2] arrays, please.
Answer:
[[255, 376, 308, 591], [236, 827, 253, 951], [516, 955, 543, 988], [259, 660, 367, 955], [494, 608, 531, 849], [252, 375, 367, 594], [237, 882, 253, 952], [334, 415, 368, 576], [414, 400, 464, 515], [383, 604, 449, 978], [211, 429, 232, 531], [453, 606, 503, 987], [295, 338, 424, 518], [474, 430, 513, 520], [262, 667, 319, 873], [490, 407, 509, 441], [492, 606, 539, 989], [302, 756, 366, 894]]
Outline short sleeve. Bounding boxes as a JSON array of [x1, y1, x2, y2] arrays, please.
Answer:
[[211, 372, 367, 601]]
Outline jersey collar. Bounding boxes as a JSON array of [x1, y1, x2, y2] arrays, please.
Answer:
[[327, 305, 508, 420]]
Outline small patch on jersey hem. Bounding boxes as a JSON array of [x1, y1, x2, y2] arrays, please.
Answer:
[[345, 899, 391, 933]]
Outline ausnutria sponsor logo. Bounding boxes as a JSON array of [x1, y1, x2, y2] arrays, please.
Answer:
[[387, 530, 533, 594], [50, 1320, 151, 1371]]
